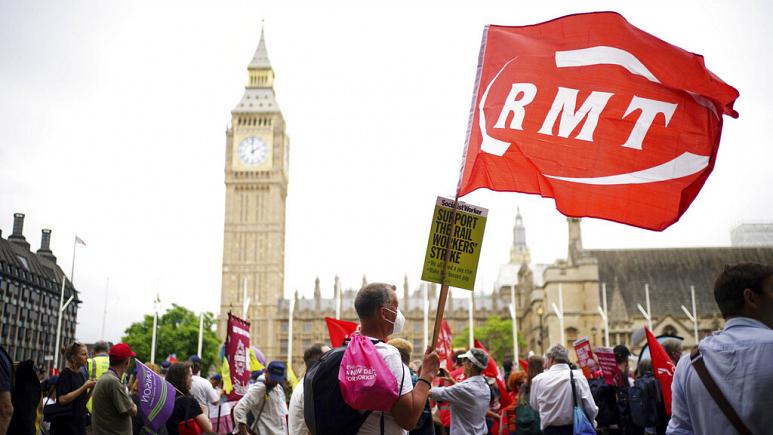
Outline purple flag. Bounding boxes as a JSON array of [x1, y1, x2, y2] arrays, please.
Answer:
[[136, 360, 176, 433]]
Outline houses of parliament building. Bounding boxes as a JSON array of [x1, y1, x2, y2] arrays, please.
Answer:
[[218, 30, 773, 371]]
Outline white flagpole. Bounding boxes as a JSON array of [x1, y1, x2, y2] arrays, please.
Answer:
[[551, 284, 565, 347], [335, 278, 341, 320], [423, 283, 429, 351], [197, 312, 204, 357], [690, 285, 699, 343], [597, 282, 610, 348], [53, 274, 67, 370], [288, 297, 295, 369], [101, 278, 110, 340], [70, 236, 78, 286], [637, 284, 653, 331], [151, 293, 160, 364], [468, 292, 474, 349], [242, 278, 250, 319], [511, 285, 519, 361], [645, 284, 653, 331]]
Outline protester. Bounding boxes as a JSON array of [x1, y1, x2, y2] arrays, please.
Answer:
[[629, 359, 666, 435], [91, 343, 138, 435], [164, 362, 213, 435], [0, 345, 11, 435], [668, 263, 773, 435], [289, 344, 329, 435], [436, 349, 467, 433], [389, 338, 434, 435], [349, 282, 439, 434], [530, 345, 597, 435], [206, 373, 225, 421], [502, 371, 526, 434], [86, 341, 110, 414], [502, 360, 513, 391], [430, 348, 491, 435], [160, 360, 171, 378], [52, 342, 97, 435], [612, 344, 634, 435], [188, 355, 219, 416], [40, 375, 59, 435], [660, 340, 682, 367], [509, 355, 544, 435], [233, 361, 288, 434]]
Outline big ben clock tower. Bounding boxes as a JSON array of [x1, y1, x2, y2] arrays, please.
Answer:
[[219, 28, 289, 359]]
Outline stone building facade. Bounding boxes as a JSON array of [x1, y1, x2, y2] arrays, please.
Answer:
[[0, 213, 79, 366]]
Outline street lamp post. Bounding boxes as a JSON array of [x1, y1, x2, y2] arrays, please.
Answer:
[[536, 305, 545, 354]]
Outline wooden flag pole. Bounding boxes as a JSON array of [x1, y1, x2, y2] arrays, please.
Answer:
[[430, 195, 460, 349]]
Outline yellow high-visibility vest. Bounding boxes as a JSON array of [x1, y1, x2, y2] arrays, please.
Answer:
[[86, 355, 110, 412]]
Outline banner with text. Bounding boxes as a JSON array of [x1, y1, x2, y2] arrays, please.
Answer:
[[595, 347, 622, 386], [136, 360, 176, 434], [573, 337, 595, 378], [421, 197, 487, 290], [225, 313, 251, 401]]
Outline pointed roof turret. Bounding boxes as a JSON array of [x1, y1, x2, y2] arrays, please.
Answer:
[[248, 27, 272, 70]]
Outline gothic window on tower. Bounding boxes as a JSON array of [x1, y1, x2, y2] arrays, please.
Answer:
[[280, 321, 288, 333]]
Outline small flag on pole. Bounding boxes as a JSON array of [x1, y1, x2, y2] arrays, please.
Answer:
[[75, 235, 87, 246]]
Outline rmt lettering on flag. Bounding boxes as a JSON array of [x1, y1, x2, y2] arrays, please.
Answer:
[[459, 12, 738, 231]]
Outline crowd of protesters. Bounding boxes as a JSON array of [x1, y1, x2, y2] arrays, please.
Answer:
[[0, 262, 769, 434]]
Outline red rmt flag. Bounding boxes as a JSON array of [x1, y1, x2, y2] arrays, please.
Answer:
[[459, 12, 739, 231], [645, 327, 676, 415], [436, 320, 454, 369], [325, 317, 359, 348]]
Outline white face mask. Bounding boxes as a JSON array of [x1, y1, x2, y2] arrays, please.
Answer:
[[383, 307, 405, 335]]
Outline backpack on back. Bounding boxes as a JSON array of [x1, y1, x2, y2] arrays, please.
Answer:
[[304, 343, 374, 435], [589, 377, 619, 428], [628, 374, 659, 428], [513, 392, 541, 435]]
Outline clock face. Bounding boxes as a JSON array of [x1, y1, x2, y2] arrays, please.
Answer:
[[238, 136, 268, 166]]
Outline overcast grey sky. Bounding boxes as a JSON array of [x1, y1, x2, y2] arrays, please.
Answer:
[[1, 1, 771, 344]]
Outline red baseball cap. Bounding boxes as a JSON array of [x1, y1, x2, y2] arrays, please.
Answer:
[[108, 343, 136, 359]]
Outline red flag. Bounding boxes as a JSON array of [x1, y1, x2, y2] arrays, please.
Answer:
[[474, 339, 512, 409], [645, 327, 676, 415], [325, 317, 359, 348], [459, 12, 738, 231], [436, 320, 454, 369], [518, 358, 528, 372]]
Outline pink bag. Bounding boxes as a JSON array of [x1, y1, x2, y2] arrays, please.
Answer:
[[338, 335, 399, 411]]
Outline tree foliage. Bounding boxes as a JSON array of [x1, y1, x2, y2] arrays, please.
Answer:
[[452, 316, 527, 364], [122, 304, 220, 371]]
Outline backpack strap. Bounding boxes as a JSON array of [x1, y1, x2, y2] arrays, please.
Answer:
[[690, 347, 752, 435]]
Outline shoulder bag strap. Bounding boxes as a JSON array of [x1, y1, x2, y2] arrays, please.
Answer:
[[253, 382, 269, 435], [570, 369, 590, 420], [690, 347, 752, 435]]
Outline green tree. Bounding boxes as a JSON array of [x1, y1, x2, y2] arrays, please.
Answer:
[[452, 316, 527, 364], [122, 304, 220, 371]]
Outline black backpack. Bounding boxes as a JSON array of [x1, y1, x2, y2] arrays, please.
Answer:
[[589, 377, 619, 428], [628, 374, 659, 428], [303, 341, 375, 435]]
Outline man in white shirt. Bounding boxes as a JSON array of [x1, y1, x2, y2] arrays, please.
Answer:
[[288, 343, 330, 435], [188, 355, 220, 416], [530, 345, 598, 435], [353, 282, 440, 435], [430, 348, 491, 435], [234, 361, 289, 434]]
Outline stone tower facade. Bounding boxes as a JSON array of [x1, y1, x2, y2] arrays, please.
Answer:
[[219, 29, 290, 359]]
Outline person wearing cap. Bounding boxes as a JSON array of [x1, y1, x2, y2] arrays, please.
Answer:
[[529, 345, 598, 435], [429, 348, 491, 435], [188, 355, 220, 416], [233, 360, 289, 434], [160, 360, 171, 378], [91, 343, 138, 435]]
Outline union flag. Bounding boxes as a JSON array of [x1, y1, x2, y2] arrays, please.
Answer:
[[459, 12, 738, 231]]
